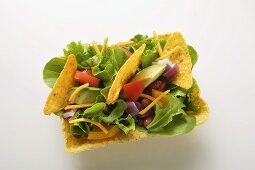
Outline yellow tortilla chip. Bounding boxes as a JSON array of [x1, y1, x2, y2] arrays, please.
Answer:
[[106, 44, 146, 104], [163, 32, 193, 89], [157, 33, 171, 40], [154, 46, 181, 62], [44, 54, 77, 115]]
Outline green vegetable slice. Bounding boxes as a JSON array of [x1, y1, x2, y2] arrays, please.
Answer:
[[188, 45, 198, 69]]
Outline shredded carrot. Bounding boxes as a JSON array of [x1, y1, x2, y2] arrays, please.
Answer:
[[101, 37, 108, 54], [64, 103, 93, 110], [92, 40, 101, 55], [69, 83, 89, 103], [140, 93, 156, 101]]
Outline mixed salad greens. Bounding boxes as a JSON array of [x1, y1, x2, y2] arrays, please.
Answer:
[[43, 34, 200, 139]]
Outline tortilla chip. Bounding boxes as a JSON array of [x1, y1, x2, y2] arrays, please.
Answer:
[[163, 32, 193, 89], [186, 79, 209, 125], [157, 33, 171, 40], [106, 44, 146, 104], [44, 54, 77, 115], [61, 118, 148, 152], [154, 46, 181, 62]]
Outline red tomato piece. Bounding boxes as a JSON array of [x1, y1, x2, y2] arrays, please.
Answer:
[[123, 80, 144, 101], [82, 69, 93, 76], [74, 70, 100, 87]]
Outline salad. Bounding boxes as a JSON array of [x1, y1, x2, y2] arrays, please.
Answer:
[[43, 32, 209, 152]]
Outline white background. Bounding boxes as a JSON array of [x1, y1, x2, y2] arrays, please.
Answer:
[[0, 0, 255, 170]]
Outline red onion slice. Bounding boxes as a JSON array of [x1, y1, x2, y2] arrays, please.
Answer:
[[153, 58, 172, 70], [153, 58, 179, 80], [134, 101, 143, 111], [163, 63, 179, 80], [118, 47, 133, 58], [63, 109, 76, 119], [125, 101, 140, 116]]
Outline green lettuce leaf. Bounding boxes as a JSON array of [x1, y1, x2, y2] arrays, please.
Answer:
[[115, 115, 135, 134], [95, 95, 106, 103], [148, 114, 196, 136], [79, 100, 132, 134], [101, 100, 127, 123], [188, 45, 198, 69], [53, 110, 63, 117], [83, 102, 106, 119], [136, 93, 196, 136], [43, 57, 66, 88], [168, 84, 187, 98], [70, 125, 83, 137], [92, 47, 127, 86], [77, 122, 90, 134], [63, 41, 97, 69], [129, 34, 160, 68], [100, 87, 110, 100], [113, 48, 128, 69], [81, 100, 127, 124], [130, 34, 148, 42], [147, 94, 185, 130], [141, 49, 158, 68]]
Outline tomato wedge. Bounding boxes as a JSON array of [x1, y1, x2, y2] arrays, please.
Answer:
[[74, 70, 100, 87], [83, 69, 93, 76], [123, 80, 144, 101]]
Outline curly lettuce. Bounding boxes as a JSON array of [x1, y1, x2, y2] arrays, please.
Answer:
[[68, 100, 135, 136], [138, 94, 196, 136], [114, 115, 135, 134], [43, 41, 128, 88]]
